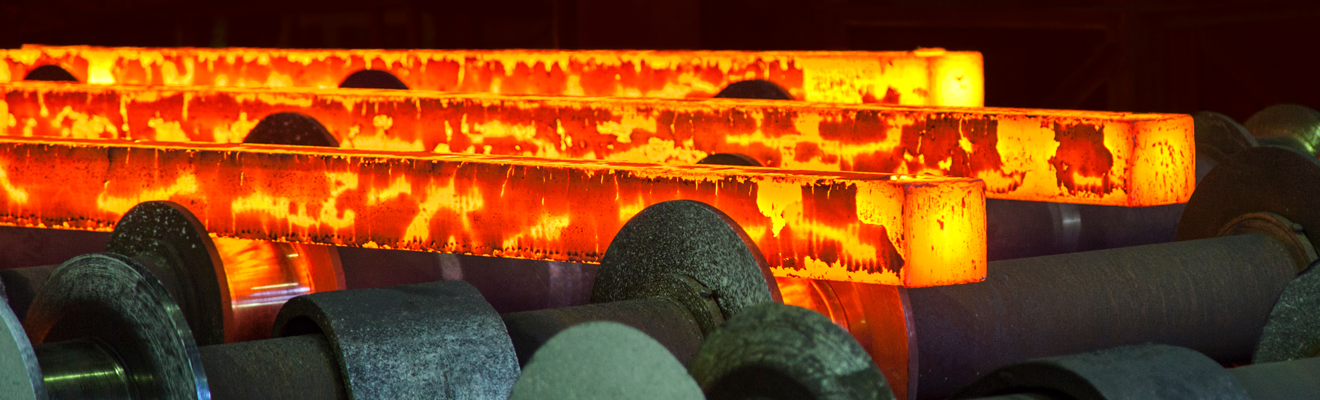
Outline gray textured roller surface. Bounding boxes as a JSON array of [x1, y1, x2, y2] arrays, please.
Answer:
[[592, 200, 780, 322], [24, 253, 208, 400], [689, 303, 893, 400], [271, 280, 519, 400], [1244, 104, 1320, 154], [1177, 146, 1320, 256], [953, 344, 1250, 400], [0, 296, 41, 400], [1254, 260, 1320, 363], [508, 321, 703, 400], [908, 233, 1296, 399], [106, 201, 228, 346]]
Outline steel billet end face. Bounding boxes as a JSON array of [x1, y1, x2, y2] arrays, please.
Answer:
[[107, 201, 228, 346], [953, 344, 1249, 400], [0, 297, 41, 400], [689, 303, 893, 400], [1177, 146, 1320, 255], [24, 253, 208, 400], [509, 322, 704, 400], [593, 200, 781, 331], [271, 280, 520, 400]]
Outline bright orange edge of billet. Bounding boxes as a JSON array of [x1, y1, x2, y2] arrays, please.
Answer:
[[0, 137, 987, 287]]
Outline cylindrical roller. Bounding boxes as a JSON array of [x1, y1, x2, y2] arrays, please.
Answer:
[[689, 303, 893, 400], [714, 79, 794, 100], [1230, 356, 1320, 400], [952, 344, 1251, 400], [1244, 103, 1320, 155], [33, 339, 133, 400], [0, 295, 42, 400], [494, 200, 782, 365], [1253, 259, 1320, 363], [200, 334, 346, 400], [339, 70, 410, 90], [271, 280, 520, 399], [243, 112, 339, 147], [508, 322, 704, 400], [502, 297, 704, 365], [593, 200, 781, 322], [24, 253, 209, 400], [908, 233, 1297, 399]]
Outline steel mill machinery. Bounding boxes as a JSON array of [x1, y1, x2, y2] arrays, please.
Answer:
[[0, 45, 1318, 400]]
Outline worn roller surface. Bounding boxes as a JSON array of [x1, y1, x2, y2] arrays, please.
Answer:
[[201, 334, 347, 400], [24, 253, 208, 400], [1254, 260, 1320, 363], [271, 280, 519, 399], [1244, 104, 1320, 155], [689, 302, 893, 400], [593, 200, 780, 324], [0, 296, 41, 400], [953, 344, 1250, 400], [1178, 146, 1320, 253], [509, 321, 704, 400], [105, 201, 228, 345], [907, 233, 1297, 399]]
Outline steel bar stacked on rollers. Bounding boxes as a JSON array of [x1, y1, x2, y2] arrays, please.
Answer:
[[0, 81, 1190, 206], [1, 45, 984, 106]]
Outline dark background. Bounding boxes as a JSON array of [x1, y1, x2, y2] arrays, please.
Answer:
[[3, 0, 1317, 121]]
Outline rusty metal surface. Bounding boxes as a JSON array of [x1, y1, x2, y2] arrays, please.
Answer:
[[907, 233, 1296, 399]]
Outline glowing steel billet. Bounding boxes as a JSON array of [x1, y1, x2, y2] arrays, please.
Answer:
[[1, 45, 984, 106], [0, 82, 1193, 206], [0, 138, 985, 287]]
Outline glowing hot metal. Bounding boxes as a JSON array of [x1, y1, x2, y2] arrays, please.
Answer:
[[0, 138, 985, 287], [1, 45, 983, 106], [0, 82, 1193, 206]]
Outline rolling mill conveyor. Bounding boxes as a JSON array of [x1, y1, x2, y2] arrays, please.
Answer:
[[0, 45, 1314, 398]]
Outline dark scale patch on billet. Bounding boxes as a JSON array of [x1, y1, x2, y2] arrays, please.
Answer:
[[1049, 122, 1116, 194]]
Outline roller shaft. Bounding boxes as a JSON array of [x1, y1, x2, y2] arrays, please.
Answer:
[[200, 334, 346, 400], [502, 297, 705, 365], [909, 233, 1297, 398]]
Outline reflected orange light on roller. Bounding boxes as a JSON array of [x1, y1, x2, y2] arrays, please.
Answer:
[[211, 237, 343, 342], [0, 82, 1192, 206], [2, 45, 983, 107], [0, 137, 983, 287], [776, 276, 915, 400]]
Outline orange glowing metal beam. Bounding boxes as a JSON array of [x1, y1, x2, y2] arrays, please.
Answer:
[[0, 137, 985, 287], [0, 82, 1192, 206], [2, 45, 983, 107]]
